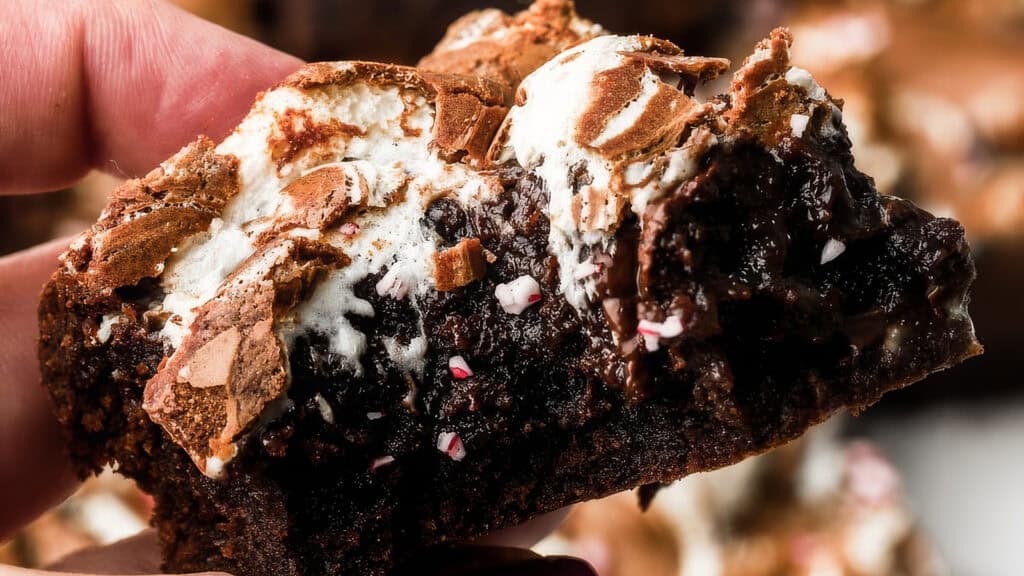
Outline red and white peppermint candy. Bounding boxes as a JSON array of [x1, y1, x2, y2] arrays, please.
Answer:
[[339, 222, 360, 236], [820, 238, 846, 265], [636, 315, 685, 352], [436, 431, 466, 461], [370, 455, 395, 471], [573, 260, 604, 280], [375, 267, 408, 300], [448, 355, 473, 379], [494, 275, 541, 314]]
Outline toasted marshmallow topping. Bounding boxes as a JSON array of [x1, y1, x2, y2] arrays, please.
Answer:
[[159, 75, 430, 347], [496, 35, 719, 308], [137, 63, 511, 473], [419, 0, 602, 87], [157, 31, 847, 406], [129, 22, 856, 478], [158, 64, 499, 374]]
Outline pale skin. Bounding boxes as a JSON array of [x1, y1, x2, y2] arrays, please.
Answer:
[[0, 1, 583, 574]]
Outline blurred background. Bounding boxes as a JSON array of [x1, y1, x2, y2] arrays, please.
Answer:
[[2, 0, 1021, 574]]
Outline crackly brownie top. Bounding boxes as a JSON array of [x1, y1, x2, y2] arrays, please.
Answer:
[[419, 0, 602, 88], [54, 8, 978, 478]]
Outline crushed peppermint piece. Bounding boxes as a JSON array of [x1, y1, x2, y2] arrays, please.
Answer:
[[820, 238, 846, 265], [494, 275, 542, 314], [366, 411, 384, 420], [375, 267, 408, 300], [637, 316, 685, 352], [448, 355, 473, 379], [636, 323, 660, 337], [436, 431, 466, 461], [659, 316, 684, 338], [634, 323, 659, 350], [790, 113, 810, 138], [339, 222, 360, 236], [573, 260, 604, 280], [370, 455, 395, 471], [314, 394, 334, 424]]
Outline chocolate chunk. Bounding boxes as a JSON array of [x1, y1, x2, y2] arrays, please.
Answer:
[[434, 238, 488, 291]]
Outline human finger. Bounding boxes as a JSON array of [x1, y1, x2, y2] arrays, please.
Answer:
[[0, 0, 302, 195]]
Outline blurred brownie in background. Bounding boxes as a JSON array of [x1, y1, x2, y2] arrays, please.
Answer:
[[535, 425, 943, 576]]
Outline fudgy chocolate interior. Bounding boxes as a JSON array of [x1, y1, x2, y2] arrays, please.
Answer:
[[40, 106, 977, 574]]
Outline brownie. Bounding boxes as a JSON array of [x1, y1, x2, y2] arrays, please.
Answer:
[[38, 3, 980, 575]]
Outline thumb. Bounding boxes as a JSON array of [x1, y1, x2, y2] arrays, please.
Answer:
[[0, 0, 303, 195], [42, 529, 230, 576]]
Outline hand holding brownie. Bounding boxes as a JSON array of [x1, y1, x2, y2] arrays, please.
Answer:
[[3, 0, 981, 574], [0, 1, 585, 574], [0, 0, 299, 542]]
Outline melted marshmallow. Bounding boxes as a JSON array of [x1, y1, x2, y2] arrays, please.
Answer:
[[96, 313, 122, 344], [157, 63, 497, 374], [499, 35, 708, 309]]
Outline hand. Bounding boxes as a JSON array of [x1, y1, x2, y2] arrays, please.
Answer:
[[0, 1, 591, 574], [43, 513, 588, 576]]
